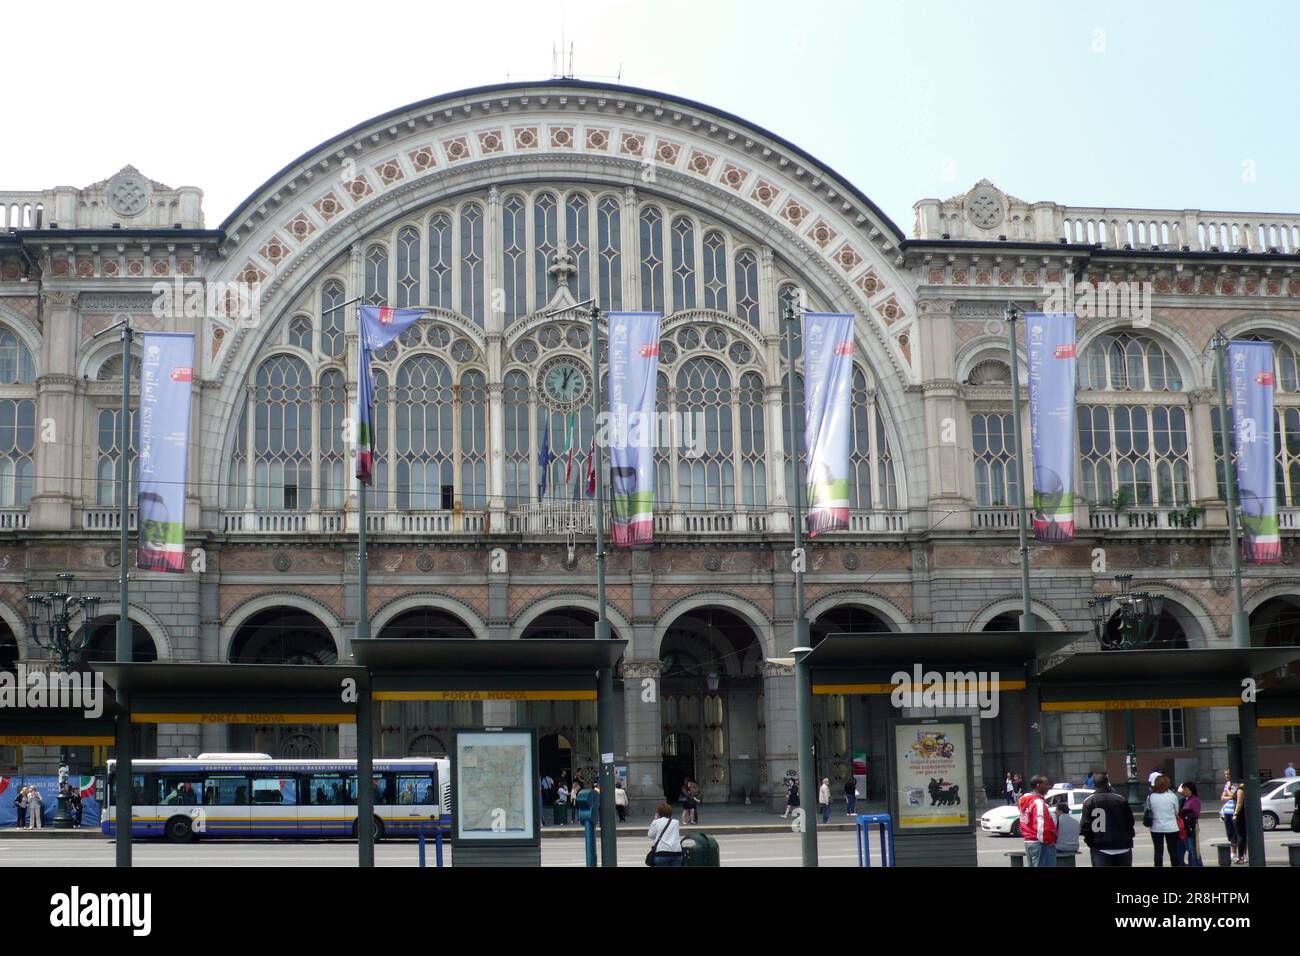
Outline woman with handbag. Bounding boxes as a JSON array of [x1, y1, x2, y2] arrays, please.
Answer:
[[646, 803, 683, 867], [1145, 774, 1181, 867], [1178, 781, 1203, 866]]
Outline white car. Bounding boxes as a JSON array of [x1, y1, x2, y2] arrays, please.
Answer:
[[981, 787, 1094, 836], [1258, 778, 1300, 831]]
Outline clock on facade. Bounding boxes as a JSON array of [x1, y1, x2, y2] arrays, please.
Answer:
[[539, 357, 589, 408]]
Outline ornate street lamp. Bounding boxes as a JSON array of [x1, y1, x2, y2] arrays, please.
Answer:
[[1087, 573, 1165, 807], [24, 573, 101, 828]]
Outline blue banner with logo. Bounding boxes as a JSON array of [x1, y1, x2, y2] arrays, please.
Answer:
[[137, 333, 195, 572], [1229, 339, 1281, 564], [1025, 312, 1077, 542], [0, 775, 101, 828], [803, 312, 855, 535], [607, 312, 661, 547]]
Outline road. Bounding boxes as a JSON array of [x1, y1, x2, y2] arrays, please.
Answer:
[[0, 827, 1294, 866]]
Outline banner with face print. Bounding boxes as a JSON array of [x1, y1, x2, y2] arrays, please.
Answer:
[[1229, 339, 1281, 563], [802, 312, 855, 535], [1025, 312, 1077, 542], [607, 312, 661, 547], [137, 333, 195, 572]]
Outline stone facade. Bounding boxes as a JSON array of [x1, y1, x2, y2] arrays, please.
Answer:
[[2, 82, 1298, 810]]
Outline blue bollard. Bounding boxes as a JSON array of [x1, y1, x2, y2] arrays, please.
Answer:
[[854, 813, 894, 867], [418, 825, 426, 867], [435, 827, 444, 867]]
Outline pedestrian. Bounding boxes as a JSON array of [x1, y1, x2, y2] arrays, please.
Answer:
[[614, 780, 628, 822], [1147, 767, 1161, 794], [818, 778, 831, 824], [646, 803, 683, 867], [1145, 774, 1181, 867], [13, 786, 26, 829], [1178, 781, 1202, 867], [1232, 783, 1249, 864], [1004, 772, 1015, 805], [688, 779, 702, 822], [782, 777, 800, 819], [1012, 772, 1024, 796], [844, 776, 858, 816], [1080, 773, 1135, 866], [678, 779, 696, 824], [1286, 762, 1297, 779], [69, 785, 83, 828], [1084, 771, 1095, 789], [1017, 774, 1057, 867], [1220, 769, 1234, 802], [1219, 784, 1238, 850], [1053, 796, 1080, 861], [570, 777, 584, 824], [540, 771, 555, 804], [26, 785, 43, 829]]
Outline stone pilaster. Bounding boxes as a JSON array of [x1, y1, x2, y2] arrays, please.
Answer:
[[761, 660, 798, 811], [622, 659, 663, 815]]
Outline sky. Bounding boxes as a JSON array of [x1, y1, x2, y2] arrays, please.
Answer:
[[6, 0, 1298, 232]]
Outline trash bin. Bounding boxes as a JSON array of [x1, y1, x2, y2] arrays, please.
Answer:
[[553, 802, 567, 826], [682, 832, 720, 867]]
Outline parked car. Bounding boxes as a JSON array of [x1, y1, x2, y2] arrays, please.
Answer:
[[980, 787, 1094, 836], [1258, 778, 1300, 831]]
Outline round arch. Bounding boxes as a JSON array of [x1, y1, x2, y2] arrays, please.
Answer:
[[953, 335, 1027, 386], [1076, 318, 1203, 392], [509, 593, 632, 643], [652, 591, 775, 661], [371, 593, 488, 641], [79, 603, 172, 661], [1129, 584, 1216, 648], [968, 597, 1069, 633], [0, 303, 43, 372], [0, 598, 28, 658], [806, 591, 910, 633], [218, 593, 344, 663]]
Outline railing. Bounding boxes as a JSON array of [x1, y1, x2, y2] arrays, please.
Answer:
[[848, 510, 908, 533], [508, 502, 594, 534], [1087, 506, 1203, 531], [82, 508, 137, 531], [972, 507, 1019, 530], [0, 509, 29, 530], [1, 192, 44, 230], [1061, 209, 1300, 253]]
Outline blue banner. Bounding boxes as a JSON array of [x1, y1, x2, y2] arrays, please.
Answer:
[[607, 312, 661, 546], [357, 306, 425, 484], [803, 312, 855, 535], [1229, 339, 1281, 564], [0, 775, 101, 828], [137, 333, 195, 572], [1025, 312, 1077, 541]]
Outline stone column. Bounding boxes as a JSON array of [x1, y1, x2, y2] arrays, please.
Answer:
[[30, 291, 78, 529], [762, 660, 798, 811], [1188, 389, 1219, 505], [487, 377, 506, 529], [621, 186, 639, 309], [765, 382, 789, 531], [622, 659, 663, 816], [485, 186, 503, 335]]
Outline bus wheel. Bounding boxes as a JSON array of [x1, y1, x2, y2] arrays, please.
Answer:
[[352, 817, 384, 843], [165, 816, 195, 843]]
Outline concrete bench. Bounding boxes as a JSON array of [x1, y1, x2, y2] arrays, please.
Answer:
[[1211, 842, 1234, 867], [1283, 843, 1300, 867], [1005, 850, 1025, 867]]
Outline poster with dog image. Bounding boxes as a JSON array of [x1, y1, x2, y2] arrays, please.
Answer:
[[893, 720, 971, 830]]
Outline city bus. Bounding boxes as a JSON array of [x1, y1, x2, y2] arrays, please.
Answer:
[[100, 754, 450, 842]]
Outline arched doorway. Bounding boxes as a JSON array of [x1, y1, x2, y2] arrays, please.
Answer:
[[982, 610, 1048, 632], [227, 607, 339, 757], [519, 607, 606, 789], [376, 608, 482, 755], [659, 606, 763, 804], [808, 604, 893, 801], [1249, 595, 1300, 648], [0, 624, 18, 770]]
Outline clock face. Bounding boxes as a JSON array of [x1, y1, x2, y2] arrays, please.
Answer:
[[542, 361, 588, 406]]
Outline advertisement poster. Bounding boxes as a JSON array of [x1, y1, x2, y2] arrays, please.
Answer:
[[1024, 312, 1077, 541], [890, 719, 972, 831], [136, 332, 195, 571], [452, 729, 538, 844]]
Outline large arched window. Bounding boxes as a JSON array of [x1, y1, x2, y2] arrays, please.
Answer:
[[597, 195, 622, 311], [396, 225, 421, 308], [320, 279, 345, 357], [735, 250, 759, 328], [1081, 332, 1183, 391], [565, 194, 591, 304], [640, 206, 665, 314], [367, 369, 390, 509], [676, 357, 734, 508], [738, 371, 766, 507], [534, 192, 559, 307], [671, 215, 696, 312], [504, 370, 531, 508], [502, 195, 527, 323], [318, 369, 346, 509], [395, 355, 454, 510], [96, 408, 138, 507], [0, 328, 36, 384], [253, 355, 312, 510], [460, 203, 485, 326], [364, 244, 388, 307], [427, 212, 453, 309], [459, 369, 488, 509], [702, 230, 728, 311], [971, 412, 1020, 507], [0, 399, 35, 508]]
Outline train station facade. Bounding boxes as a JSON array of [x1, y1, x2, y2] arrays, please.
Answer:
[[1, 80, 1298, 811]]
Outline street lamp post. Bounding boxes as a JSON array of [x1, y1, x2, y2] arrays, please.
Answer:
[[783, 300, 818, 868], [1087, 573, 1163, 808], [25, 573, 101, 828]]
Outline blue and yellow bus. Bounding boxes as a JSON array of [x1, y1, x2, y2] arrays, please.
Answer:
[[101, 753, 450, 842]]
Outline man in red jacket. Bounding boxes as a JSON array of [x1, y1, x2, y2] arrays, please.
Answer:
[[1018, 775, 1057, 867]]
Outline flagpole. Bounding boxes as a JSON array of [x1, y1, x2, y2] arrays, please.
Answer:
[[783, 301, 817, 868], [589, 302, 617, 868], [354, 303, 374, 868], [1005, 305, 1035, 633]]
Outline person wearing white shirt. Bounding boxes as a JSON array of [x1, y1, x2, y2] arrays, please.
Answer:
[[1146, 775, 1182, 867], [1286, 763, 1296, 778], [647, 803, 683, 867]]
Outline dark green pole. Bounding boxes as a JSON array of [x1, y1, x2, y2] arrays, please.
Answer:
[[114, 322, 133, 868], [590, 304, 618, 868], [1211, 332, 1251, 649], [355, 304, 374, 867], [784, 302, 817, 867], [1238, 700, 1265, 866], [1005, 306, 1035, 634]]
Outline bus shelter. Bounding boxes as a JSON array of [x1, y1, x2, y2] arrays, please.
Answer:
[[350, 638, 627, 867], [91, 661, 368, 865], [805, 631, 1084, 866], [1037, 646, 1300, 867]]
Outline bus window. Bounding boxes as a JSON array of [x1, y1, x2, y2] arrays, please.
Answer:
[[130, 775, 151, 805], [252, 777, 297, 806], [159, 778, 203, 806], [397, 775, 434, 804], [308, 775, 347, 805], [205, 775, 248, 806], [346, 774, 391, 805]]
